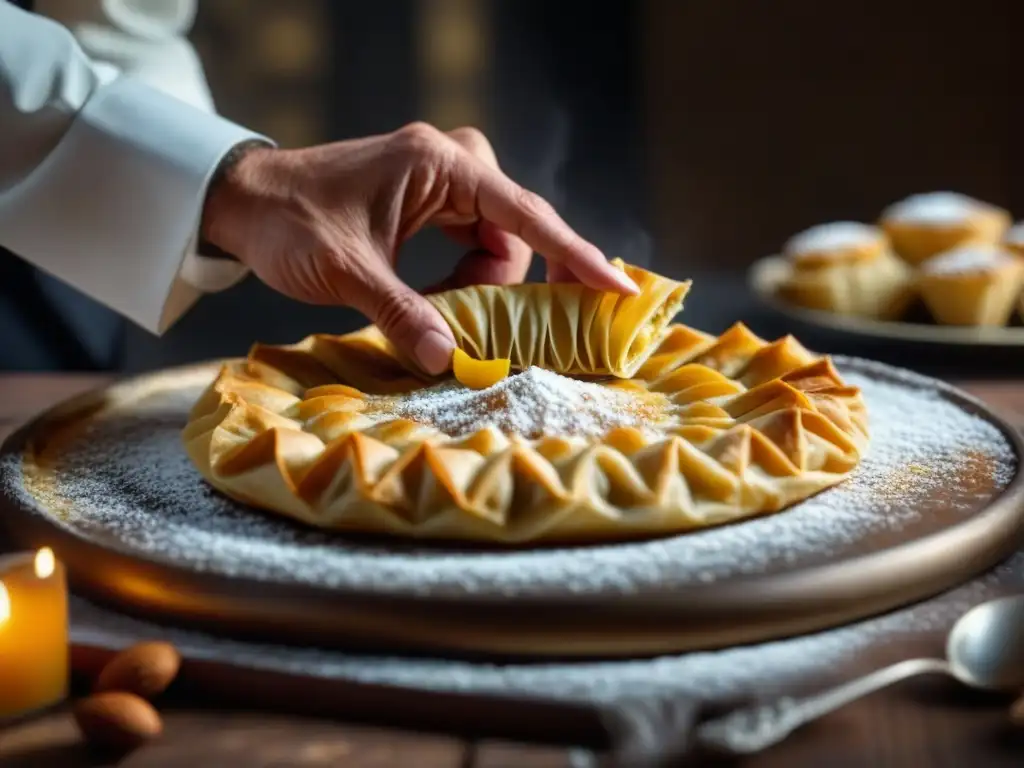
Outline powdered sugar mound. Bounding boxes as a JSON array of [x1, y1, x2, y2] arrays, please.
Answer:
[[920, 244, 1017, 276], [376, 366, 661, 439], [784, 221, 879, 258], [882, 191, 992, 225], [3, 357, 1014, 602]]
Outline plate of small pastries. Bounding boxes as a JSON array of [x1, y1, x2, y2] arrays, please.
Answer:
[[750, 191, 1024, 346]]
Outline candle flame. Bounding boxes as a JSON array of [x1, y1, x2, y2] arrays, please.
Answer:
[[0, 580, 9, 625], [34, 547, 55, 579]]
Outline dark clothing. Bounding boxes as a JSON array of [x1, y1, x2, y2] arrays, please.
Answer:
[[0, 255, 123, 371]]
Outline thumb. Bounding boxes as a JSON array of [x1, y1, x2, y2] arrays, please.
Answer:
[[346, 264, 456, 376]]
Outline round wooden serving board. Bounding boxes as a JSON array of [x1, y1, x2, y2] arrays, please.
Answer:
[[1, 360, 1023, 660]]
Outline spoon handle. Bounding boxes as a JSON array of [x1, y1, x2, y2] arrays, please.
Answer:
[[695, 657, 952, 756]]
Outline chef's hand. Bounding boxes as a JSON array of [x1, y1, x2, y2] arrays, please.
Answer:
[[200, 122, 639, 375]]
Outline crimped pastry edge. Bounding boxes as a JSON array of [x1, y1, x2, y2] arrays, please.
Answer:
[[182, 313, 869, 545]]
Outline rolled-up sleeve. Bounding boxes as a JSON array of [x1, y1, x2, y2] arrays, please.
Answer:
[[0, 3, 269, 334]]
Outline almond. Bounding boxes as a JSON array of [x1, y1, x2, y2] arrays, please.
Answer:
[[95, 641, 181, 699], [1010, 693, 1024, 727], [73, 692, 163, 752]]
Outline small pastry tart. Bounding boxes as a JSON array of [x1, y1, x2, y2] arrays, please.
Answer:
[[917, 244, 1024, 327], [880, 192, 1010, 266], [1003, 221, 1024, 258], [1007, 224, 1024, 319], [775, 221, 914, 320]]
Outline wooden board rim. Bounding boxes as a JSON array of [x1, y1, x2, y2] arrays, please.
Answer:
[[1, 359, 1023, 659]]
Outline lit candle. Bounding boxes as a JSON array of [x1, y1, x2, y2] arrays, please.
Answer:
[[0, 548, 69, 720]]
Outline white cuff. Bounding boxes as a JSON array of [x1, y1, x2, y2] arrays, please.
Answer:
[[0, 76, 267, 335]]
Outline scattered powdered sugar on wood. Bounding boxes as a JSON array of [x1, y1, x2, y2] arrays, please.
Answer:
[[67, 551, 1024, 707], [1, 357, 1014, 603], [920, 244, 1018, 276], [371, 366, 663, 439], [883, 191, 994, 225], [784, 222, 879, 258]]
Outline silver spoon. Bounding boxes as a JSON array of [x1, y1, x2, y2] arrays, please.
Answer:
[[695, 594, 1024, 756]]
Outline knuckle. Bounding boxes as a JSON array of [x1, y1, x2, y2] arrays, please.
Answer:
[[392, 121, 443, 156], [448, 125, 489, 152], [516, 187, 554, 220], [401, 120, 438, 138], [374, 284, 417, 336]]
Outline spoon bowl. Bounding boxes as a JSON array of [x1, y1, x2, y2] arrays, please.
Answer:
[[946, 594, 1024, 691], [697, 592, 1024, 756]]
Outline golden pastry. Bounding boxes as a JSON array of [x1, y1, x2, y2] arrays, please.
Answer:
[[183, 262, 868, 545], [880, 191, 1010, 266], [1003, 221, 1024, 258], [775, 221, 914, 319], [426, 259, 691, 379], [917, 244, 1024, 326], [1009, 224, 1024, 319]]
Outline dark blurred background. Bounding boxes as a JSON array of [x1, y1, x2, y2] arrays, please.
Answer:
[[17, 0, 1024, 372]]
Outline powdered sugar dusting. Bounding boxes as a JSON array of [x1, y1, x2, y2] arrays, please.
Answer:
[[784, 222, 879, 258], [883, 191, 993, 226], [68, 552, 1024, 707], [371, 366, 664, 439], [1005, 222, 1024, 246], [2, 358, 1015, 603], [920, 244, 1017, 276]]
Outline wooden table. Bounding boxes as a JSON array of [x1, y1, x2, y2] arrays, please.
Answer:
[[2, 373, 1024, 768]]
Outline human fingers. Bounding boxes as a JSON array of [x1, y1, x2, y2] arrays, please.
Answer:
[[546, 261, 576, 284], [386, 122, 622, 292], [423, 246, 528, 295], [342, 256, 456, 376], [441, 127, 532, 286], [464, 158, 639, 294]]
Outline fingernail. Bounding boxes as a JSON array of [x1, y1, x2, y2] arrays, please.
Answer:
[[415, 330, 456, 375], [612, 269, 641, 294]]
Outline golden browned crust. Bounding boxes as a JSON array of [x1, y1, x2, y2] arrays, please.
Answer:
[[182, 263, 868, 544]]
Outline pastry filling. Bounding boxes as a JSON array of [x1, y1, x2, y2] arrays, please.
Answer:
[[629, 301, 679, 361], [370, 366, 667, 440]]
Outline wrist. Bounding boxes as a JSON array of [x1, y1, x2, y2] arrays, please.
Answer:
[[200, 140, 276, 260]]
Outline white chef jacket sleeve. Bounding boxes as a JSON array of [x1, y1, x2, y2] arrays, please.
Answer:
[[38, 0, 215, 111], [0, 3, 272, 335]]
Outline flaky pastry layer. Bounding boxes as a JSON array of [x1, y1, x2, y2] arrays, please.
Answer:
[[428, 259, 691, 378], [182, 264, 868, 544]]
